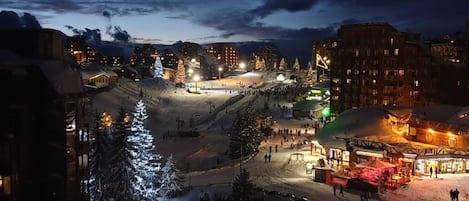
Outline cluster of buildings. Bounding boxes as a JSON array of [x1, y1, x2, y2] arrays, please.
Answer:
[[312, 22, 469, 118], [311, 21, 469, 184]]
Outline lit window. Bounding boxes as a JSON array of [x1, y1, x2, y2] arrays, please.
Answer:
[[346, 79, 351, 84], [372, 89, 378, 95], [332, 78, 341, 83], [347, 69, 352, 75], [399, 70, 404, 76], [384, 49, 389, 56], [372, 80, 376, 84], [332, 96, 339, 101], [372, 99, 378, 105], [355, 49, 359, 57], [394, 49, 399, 56], [383, 99, 389, 106], [390, 38, 394, 46], [414, 80, 419, 87]]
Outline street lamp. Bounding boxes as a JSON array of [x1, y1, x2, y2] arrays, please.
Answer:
[[239, 62, 246, 70], [218, 67, 223, 80], [193, 74, 200, 93], [188, 68, 194, 77]]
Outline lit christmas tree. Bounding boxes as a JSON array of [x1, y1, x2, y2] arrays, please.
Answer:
[[279, 57, 286, 71], [128, 99, 162, 200], [175, 59, 185, 87], [293, 57, 300, 72], [305, 62, 315, 87], [153, 56, 164, 79], [158, 154, 183, 199]]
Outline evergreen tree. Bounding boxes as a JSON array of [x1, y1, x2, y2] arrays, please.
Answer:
[[231, 169, 256, 201], [279, 58, 286, 71], [227, 106, 262, 159], [128, 100, 162, 200], [153, 56, 164, 79], [89, 112, 110, 201], [175, 59, 185, 87], [107, 107, 133, 201], [158, 154, 183, 199], [293, 57, 300, 72], [305, 62, 315, 87]]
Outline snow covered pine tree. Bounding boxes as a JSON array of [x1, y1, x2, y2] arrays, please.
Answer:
[[153, 56, 164, 79], [128, 99, 162, 200], [158, 154, 183, 199]]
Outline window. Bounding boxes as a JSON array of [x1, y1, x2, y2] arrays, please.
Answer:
[[332, 78, 341, 84], [398, 70, 404, 76], [383, 99, 389, 106], [346, 69, 352, 75], [384, 49, 389, 56], [390, 38, 394, 46], [372, 89, 378, 95], [346, 78, 351, 84], [372, 99, 378, 105], [394, 49, 399, 56], [414, 80, 419, 87], [372, 79, 377, 84], [355, 49, 359, 57], [0, 175, 11, 195], [332, 96, 339, 101], [372, 69, 378, 76]]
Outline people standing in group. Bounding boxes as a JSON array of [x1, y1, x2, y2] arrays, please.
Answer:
[[450, 189, 460, 201]]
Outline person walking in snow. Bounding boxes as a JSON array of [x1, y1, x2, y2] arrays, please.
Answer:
[[275, 144, 278, 152], [430, 166, 433, 178], [264, 154, 268, 163], [268, 154, 272, 163], [269, 146, 272, 153], [455, 189, 460, 201]]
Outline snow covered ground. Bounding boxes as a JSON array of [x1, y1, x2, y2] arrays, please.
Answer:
[[92, 72, 469, 201]]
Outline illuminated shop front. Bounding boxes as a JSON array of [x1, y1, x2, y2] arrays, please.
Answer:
[[415, 157, 469, 174]]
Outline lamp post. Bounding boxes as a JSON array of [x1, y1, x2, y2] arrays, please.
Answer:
[[188, 68, 193, 77], [239, 62, 246, 71], [218, 67, 223, 80], [193, 74, 200, 93]]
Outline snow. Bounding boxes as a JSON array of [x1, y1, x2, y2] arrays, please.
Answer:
[[315, 107, 409, 149], [92, 71, 469, 201]]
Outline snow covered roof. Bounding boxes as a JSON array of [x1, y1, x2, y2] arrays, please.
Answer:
[[292, 100, 323, 112], [315, 105, 469, 150], [0, 50, 83, 95], [315, 107, 409, 148]]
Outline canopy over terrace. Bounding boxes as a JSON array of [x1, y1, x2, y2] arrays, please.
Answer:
[[357, 159, 396, 169]]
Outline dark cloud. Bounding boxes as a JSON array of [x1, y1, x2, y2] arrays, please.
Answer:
[[251, 0, 318, 18], [0, 10, 42, 29], [165, 14, 190, 19], [106, 25, 130, 43], [65, 25, 102, 44]]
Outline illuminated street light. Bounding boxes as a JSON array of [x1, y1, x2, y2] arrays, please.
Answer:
[[239, 62, 246, 70], [218, 67, 223, 80], [188, 68, 194, 77], [193, 74, 200, 93]]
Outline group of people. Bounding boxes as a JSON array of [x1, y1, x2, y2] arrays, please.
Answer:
[[450, 189, 460, 201]]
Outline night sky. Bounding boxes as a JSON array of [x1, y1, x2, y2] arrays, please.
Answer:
[[0, 0, 468, 61]]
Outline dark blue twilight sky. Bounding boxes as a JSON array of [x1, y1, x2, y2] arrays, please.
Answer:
[[0, 1, 468, 47]]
